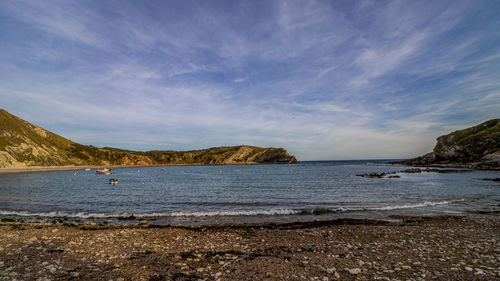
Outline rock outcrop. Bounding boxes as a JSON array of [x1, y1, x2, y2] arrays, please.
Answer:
[[0, 109, 298, 167], [397, 119, 499, 169]]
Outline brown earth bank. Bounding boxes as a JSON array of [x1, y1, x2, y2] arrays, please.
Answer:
[[0, 215, 499, 281]]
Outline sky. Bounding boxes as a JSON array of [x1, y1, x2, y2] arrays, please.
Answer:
[[0, 0, 499, 160]]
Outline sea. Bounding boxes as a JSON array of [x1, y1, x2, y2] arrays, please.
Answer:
[[0, 160, 498, 225]]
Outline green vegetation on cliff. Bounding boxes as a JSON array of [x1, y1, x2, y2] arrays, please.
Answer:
[[433, 119, 499, 160], [0, 109, 297, 167], [399, 119, 499, 169]]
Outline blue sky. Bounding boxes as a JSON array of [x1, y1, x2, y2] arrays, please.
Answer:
[[0, 0, 499, 160]]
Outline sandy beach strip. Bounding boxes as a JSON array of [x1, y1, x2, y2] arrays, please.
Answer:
[[0, 166, 100, 174], [0, 164, 197, 174], [0, 163, 266, 174], [0, 214, 498, 280]]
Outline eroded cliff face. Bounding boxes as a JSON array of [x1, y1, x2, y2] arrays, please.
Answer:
[[398, 119, 499, 169], [0, 109, 298, 168]]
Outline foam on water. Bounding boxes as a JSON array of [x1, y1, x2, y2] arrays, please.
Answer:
[[0, 199, 465, 218]]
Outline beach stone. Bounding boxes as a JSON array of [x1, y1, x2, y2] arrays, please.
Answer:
[[347, 268, 361, 275], [334, 272, 340, 279], [465, 266, 473, 271], [475, 268, 485, 275]]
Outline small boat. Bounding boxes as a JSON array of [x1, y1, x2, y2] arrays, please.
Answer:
[[85, 168, 91, 171], [96, 168, 112, 175]]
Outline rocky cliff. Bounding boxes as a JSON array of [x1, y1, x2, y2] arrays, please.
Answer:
[[397, 119, 499, 169], [0, 109, 297, 167]]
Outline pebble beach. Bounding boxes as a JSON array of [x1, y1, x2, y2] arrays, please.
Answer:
[[0, 214, 498, 281]]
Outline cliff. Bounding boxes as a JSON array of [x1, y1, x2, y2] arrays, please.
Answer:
[[0, 109, 297, 168], [397, 119, 499, 169]]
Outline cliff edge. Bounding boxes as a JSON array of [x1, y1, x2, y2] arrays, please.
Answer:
[[0, 109, 297, 167], [396, 119, 499, 169]]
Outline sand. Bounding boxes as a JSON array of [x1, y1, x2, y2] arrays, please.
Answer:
[[0, 164, 195, 174], [0, 214, 498, 280]]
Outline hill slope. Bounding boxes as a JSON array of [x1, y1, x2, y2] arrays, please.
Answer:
[[398, 119, 500, 169], [0, 109, 297, 167]]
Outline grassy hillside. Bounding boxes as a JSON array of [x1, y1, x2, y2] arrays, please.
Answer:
[[398, 118, 499, 169], [434, 119, 500, 160], [0, 109, 297, 167]]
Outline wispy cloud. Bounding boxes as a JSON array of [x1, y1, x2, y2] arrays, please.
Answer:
[[0, 0, 499, 160]]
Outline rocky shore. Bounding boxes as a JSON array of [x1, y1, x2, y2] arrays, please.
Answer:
[[395, 119, 499, 170], [0, 215, 498, 280]]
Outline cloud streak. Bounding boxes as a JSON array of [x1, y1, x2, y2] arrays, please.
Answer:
[[0, 0, 499, 160]]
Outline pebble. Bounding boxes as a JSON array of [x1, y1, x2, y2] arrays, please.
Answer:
[[347, 268, 361, 275], [401, 265, 411, 270], [474, 268, 485, 275], [465, 266, 473, 271]]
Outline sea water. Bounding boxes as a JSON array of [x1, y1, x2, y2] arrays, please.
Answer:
[[0, 160, 498, 225]]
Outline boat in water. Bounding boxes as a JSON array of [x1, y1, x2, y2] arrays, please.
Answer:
[[96, 168, 112, 175]]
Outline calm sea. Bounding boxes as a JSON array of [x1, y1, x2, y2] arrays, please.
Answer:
[[0, 160, 498, 225]]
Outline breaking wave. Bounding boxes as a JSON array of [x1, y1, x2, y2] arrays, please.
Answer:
[[0, 199, 464, 219], [365, 199, 464, 211]]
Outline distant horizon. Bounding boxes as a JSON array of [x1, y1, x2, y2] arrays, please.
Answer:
[[5, 105, 416, 162], [1, 0, 499, 161]]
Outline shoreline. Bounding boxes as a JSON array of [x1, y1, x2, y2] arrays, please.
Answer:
[[0, 162, 291, 175], [0, 214, 498, 280], [1, 161, 497, 175]]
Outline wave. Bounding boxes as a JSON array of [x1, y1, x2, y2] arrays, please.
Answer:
[[365, 199, 464, 211], [0, 209, 301, 218], [0, 199, 464, 218]]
